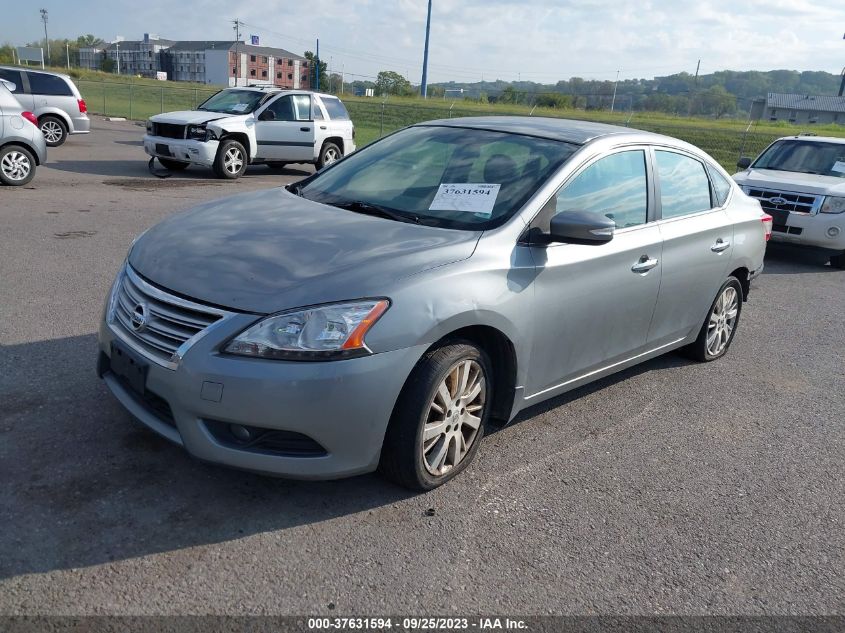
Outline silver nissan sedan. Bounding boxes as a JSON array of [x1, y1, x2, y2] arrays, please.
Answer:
[[98, 117, 770, 490]]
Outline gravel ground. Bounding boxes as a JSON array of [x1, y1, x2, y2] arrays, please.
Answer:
[[0, 118, 843, 616]]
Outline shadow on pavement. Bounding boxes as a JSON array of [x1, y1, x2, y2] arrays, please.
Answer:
[[762, 242, 841, 275], [47, 159, 308, 180]]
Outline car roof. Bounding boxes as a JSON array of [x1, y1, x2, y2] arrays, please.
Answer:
[[230, 86, 341, 100], [412, 116, 666, 146], [775, 135, 845, 145], [0, 65, 72, 80]]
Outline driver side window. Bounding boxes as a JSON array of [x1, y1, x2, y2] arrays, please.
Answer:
[[555, 150, 648, 229], [264, 95, 311, 122]]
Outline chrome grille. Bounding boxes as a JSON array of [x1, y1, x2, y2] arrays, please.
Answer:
[[745, 187, 822, 215], [108, 266, 229, 368]]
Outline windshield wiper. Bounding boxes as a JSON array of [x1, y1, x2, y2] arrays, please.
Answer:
[[331, 200, 421, 224]]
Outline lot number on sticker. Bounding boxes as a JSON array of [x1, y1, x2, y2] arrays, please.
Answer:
[[429, 183, 501, 216]]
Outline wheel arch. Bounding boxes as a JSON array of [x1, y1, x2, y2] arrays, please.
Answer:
[[218, 131, 252, 161], [729, 266, 750, 301], [0, 141, 40, 166], [36, 109, 71, 131], [320, 136, 344, 156]]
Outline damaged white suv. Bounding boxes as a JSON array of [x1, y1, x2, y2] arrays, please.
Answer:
[[143, 87, 355, 179], [734, 135, 845, 268]]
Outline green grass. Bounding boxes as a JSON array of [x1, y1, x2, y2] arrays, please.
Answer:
[[57, 66, 845, 173]]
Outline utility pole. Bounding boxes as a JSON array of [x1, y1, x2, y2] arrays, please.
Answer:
[[610, 69, 620, 112], [687, 59, 700, 117], [116, 41, 120, 74], [341, 62, 345, 94], [232, 19, 243, 86], [420, 0, 432, 98], [39, 9, 49, 63], [315, 38, 320, 90], [66, 42, 70, 69]]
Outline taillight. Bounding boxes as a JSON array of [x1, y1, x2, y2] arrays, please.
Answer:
[[21, 111, 38, 126], [77, 99, 87, 114], [761, 214, 773, 242]]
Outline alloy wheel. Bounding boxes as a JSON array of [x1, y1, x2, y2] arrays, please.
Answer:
[[323, 147, 340, 165], [422, 359, 485, 476], [223, 147, 244, 175], [707, 286, 739, 356], [1, 150, 32, 182], [41, 120, 63, 144]]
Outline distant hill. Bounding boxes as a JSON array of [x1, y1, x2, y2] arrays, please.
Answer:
[[429, 70, 844, 118]]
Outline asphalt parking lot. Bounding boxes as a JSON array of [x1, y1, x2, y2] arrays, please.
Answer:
[[0, 117, 843, 616]]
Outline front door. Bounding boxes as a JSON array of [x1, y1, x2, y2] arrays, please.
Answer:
[[254, 94, 315, 162], [526, 148, 663, 397]]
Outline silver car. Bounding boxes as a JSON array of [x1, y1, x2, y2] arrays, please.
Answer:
[[98, 117, 770, 490], [0, 66, 90, 147], [0, 79, 47, 186]]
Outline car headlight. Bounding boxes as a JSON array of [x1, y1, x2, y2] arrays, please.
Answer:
[[187, 124, 212, 141], [224, 299, 390, 360], [820, 196, 845, 214]]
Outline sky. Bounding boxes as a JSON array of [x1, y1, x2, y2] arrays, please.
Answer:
[[2, 0, 844, 84]]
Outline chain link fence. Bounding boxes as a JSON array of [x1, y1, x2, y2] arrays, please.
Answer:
[[78, 80, 837, 172]]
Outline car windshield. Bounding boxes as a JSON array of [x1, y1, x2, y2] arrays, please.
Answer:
[[297, 125, 577, 229], [753, 140, 845, 178], [197, 89, 268, 114]]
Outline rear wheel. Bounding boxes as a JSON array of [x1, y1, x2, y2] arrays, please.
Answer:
[[830, 253, 845, 269], [158, 158, 189, 171], [316, 142, 341, 170], [379, 342, 491, 490], [39, 116, 67, 147], [213, 139, 247, 179], [685, 277, 743, 362], [0, 145, 36, 186]]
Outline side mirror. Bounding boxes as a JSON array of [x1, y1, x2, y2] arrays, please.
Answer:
[[258, 109, 276, 121], [548, 211, 615, 245], [736, 156, 752, 170]]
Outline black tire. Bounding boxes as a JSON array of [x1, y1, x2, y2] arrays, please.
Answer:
[[39, 115, 67, 147], [684, 276, 743, 362], [158, 158, 190, 171], [0, 144, 36, 186], [378, 341, 492, 491], [830, 253, 845, 269], [316, 141, 342, 170], [213, 139, 247, 180]]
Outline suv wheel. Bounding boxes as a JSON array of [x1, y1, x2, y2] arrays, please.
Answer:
[[830, 253, 845, 269], [379, 342, 491, 490], [685, 277, 743, 362], [0, 145, 36, 186], [40, 116, 67, 147], [316, 142, 342, 170], [158, 158, 189, 171], [213, 140, 247, 179]]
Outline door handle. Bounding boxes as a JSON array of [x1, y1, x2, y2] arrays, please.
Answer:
[[320, 125, 327, 130], [300, 127, 311, 132], [631, 256, 659, 273], [711, 239, 731, 253]]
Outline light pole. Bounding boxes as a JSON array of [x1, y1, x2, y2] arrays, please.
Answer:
[[420, 0, 432, 98], [610, 69, 620, 112], [116, 41, 120, 74], [40, 9, 49, 63]]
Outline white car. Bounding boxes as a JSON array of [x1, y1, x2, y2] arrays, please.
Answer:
[[143, 87, 355, 179], [733, 135, 845, 268]]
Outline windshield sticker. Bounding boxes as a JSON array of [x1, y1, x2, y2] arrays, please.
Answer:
[[832, 161, 845, 174], [230, 103, 250, 112], [429, 183, 501, 216]]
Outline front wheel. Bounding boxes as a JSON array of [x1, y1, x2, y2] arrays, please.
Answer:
[[316, 142, 342, 170], [685, 277, 743, 362], [0, 145, 36, 186], [40, 116, 67, 147], [830, 253, 845, 269], [213, 139, 247, 179], [158, 158, 189, 171], [379, 342, 491, 490]]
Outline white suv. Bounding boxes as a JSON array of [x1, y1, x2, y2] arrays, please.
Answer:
[[143, 87, 355, 179], [733, 135, 845, 268]]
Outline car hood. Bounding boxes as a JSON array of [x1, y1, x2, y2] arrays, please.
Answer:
[[149, 111, 243, 126], [733, 169, 845, 196], [128, 188, 481, 314]]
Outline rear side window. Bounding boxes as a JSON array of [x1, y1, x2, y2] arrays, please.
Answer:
[[321, 97, 350, 120], [26, 72, 73, 96], [707, 165, 732, 207], [0, 68, 24, 93], [655, 150, 712, 219]]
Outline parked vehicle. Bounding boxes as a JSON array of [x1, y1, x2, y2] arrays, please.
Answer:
[[0, 66, 89, 147], [734, 135, 845, 268], [0, 78, 47, 186], [99, 117, 770, 490], [142, 87, 355, 179]]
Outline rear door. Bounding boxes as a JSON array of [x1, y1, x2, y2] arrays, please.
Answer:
[[0, 68, 30, 109], [254, 93, 315, 162], [526, 148, 663, 396], [646, 148, 735, 346], [25, 71, 74, 112], [319, 95, 353, 150]]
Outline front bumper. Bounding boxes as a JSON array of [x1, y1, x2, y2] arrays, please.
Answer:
[[143, 134, 219, 167], [770, 212, 845, 251], [98, 313, 425, 479]]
